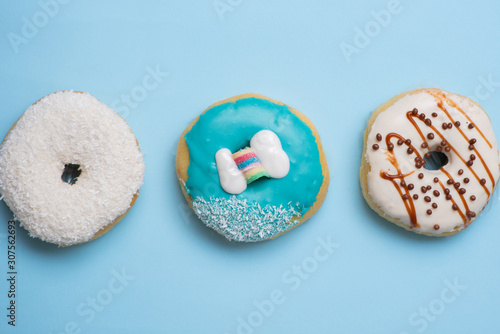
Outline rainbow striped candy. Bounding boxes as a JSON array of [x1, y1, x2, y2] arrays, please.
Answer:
[[232, 148, 270, 184]]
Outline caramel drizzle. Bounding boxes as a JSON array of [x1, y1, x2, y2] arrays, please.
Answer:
[[429, 92, 495, 190], [406, 112, 427, 143], [430, 90, 492, 148], [380, 133, 419, 228], [406, 111, 492, 198], [439, 170, 471, 226]]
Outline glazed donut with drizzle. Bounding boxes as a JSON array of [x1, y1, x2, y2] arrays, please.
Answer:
[[361, 88, 500, 236]]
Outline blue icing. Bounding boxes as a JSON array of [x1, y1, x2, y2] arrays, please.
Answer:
[[185, 97, 324, 216]]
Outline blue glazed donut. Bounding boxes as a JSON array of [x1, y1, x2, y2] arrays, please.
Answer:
[[176, 94, 329, 242]]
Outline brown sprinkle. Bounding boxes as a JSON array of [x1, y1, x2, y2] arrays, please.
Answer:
[[388, 143, 394, 151], [413, 194, 419, 200], [419, 114, 426, 120], [426, 209, 432, 215], [445, 147, 451, 152], [470, 195, 476, 201], [446, 194, 452, 200], [444, 189, 450, 195], [397, 139, 404, 145], [468, 123, 475, 129], [470, 154, 476, 161], [441, 140, 447, 146], [372, 144, 379, 150], [480, 179, 486, 185], [442, 123, 448, 130], [376, 133, 382, 141], [426, 185, 432, 190], [402, 194, 410, 200], [436, 146, 443, 152], [466, 210, 476, 218], [408, 184, 414, 190], [421, 186, 427, 193], [433, 190, 440, 196], [467, 160, 473, 166], [427, 133, 434, 140], [469, 144, 475, 150], [400, 180, 406, 187], [407, 147, 414, 154], [412, 108, 418, 115], [463, 178, 470, 184], [448, 122, 453, 128], [424, 196, 432, 202], [421, 142, 429, 148], [434, 224, 440, 230], [469, 138, 476, 144], [425, 119, 432, 126], [432, 203, 438, 209], [455, 121, 461, 127], [459, 188, 466, 195], [418, 173, 424, 179], [432, 112, 438, 117], [452, 204, 459, 210], [447, 179, 454, 185], [433, 177, 439, 183], [454, 182, 461, 188], [425, 152, 431, 158], [458, 169, 464, 175]]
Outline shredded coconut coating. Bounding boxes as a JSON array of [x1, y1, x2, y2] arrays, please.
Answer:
[[192, 196, 301, 242], [0, 91, 145, 246]]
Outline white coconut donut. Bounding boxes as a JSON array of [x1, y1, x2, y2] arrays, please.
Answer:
[[0, 91, 145, 246], [361, 88, 500, 236]]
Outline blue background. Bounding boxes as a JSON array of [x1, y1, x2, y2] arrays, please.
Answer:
[[1, 1, 500, 333]]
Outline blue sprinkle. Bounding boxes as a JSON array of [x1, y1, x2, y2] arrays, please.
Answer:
[[192, 196, 302, 242]]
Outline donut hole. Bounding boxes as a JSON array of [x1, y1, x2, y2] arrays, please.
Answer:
[[61, 164, 82, 185], [424, 151, 449, 170]]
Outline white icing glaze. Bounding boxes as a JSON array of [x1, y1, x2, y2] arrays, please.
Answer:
[[216, 130, 290, 194], [0, 91, 145, 246], [250, 130, 290, 178], [215, 148, 247, 194], [365, 89, 500, 234]]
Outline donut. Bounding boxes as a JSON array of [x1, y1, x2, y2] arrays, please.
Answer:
[[176, 94, 329, 242], [0, 91, 145, 246], [361, 88, 500, 236]]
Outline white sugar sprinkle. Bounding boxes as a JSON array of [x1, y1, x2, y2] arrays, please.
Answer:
[[192, 196, 301, 242]]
